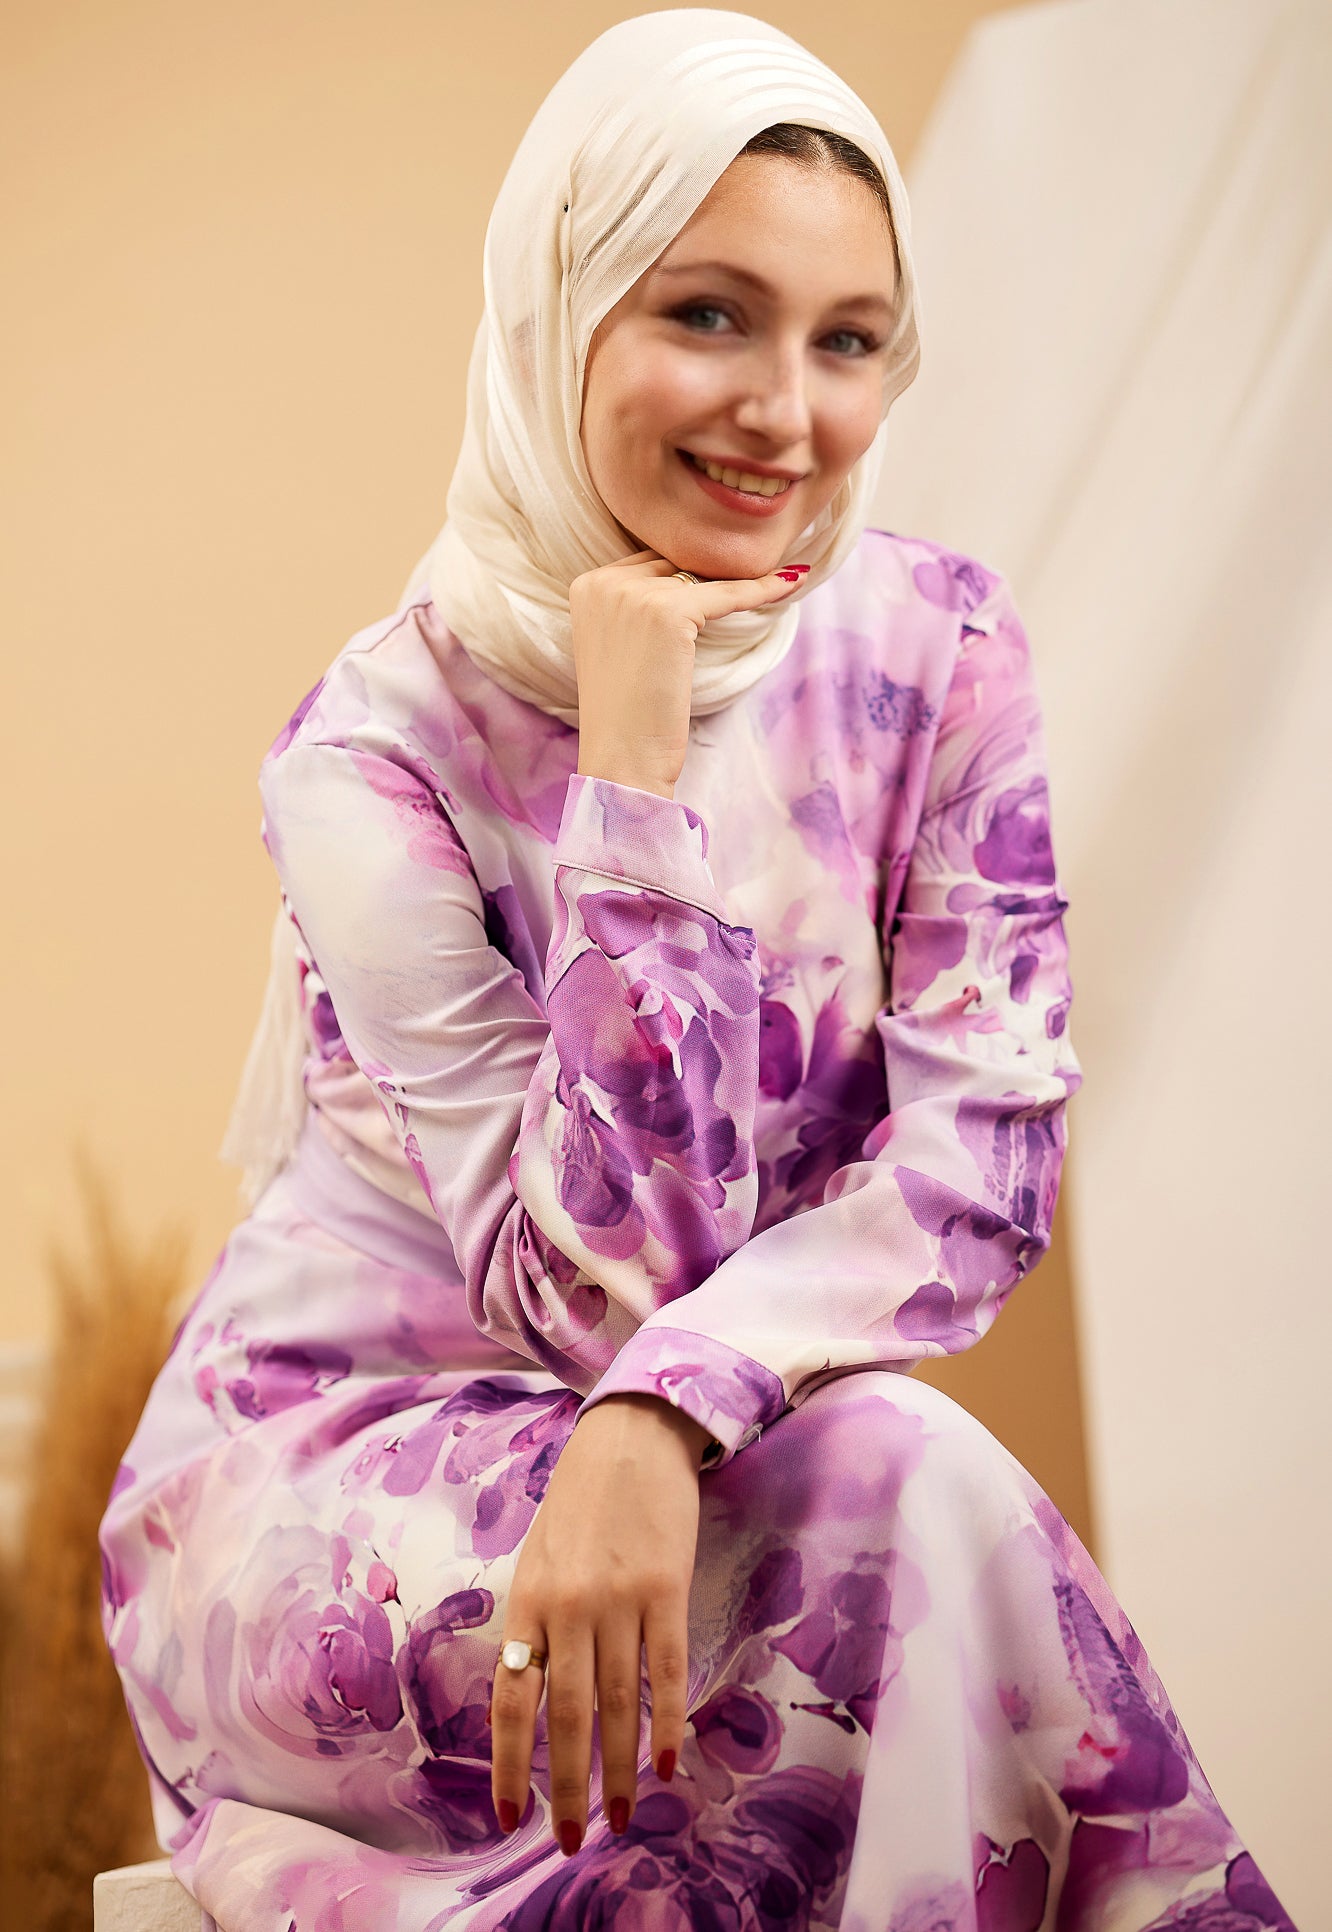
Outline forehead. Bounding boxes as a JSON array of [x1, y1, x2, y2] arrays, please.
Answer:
[[647, 156, 898, 304]]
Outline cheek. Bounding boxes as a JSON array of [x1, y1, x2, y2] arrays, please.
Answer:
[[592, 369, 722, 513], [817, 380, 883, 469], [620, 345, 731, 445]]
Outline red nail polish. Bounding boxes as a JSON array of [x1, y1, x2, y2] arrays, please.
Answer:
[[656, 1747, 676, 1781], [558, 1818, 583, 1856], [497, 1797, 519, 1833], [775, 568, 802, 582], [484, 1699, 492, 1726], [608, 1795, 630, 1834]]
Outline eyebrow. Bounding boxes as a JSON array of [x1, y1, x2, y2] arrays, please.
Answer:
[[652, 257, 895, 316]]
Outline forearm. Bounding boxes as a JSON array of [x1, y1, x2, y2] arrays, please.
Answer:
[[556, 766, 756, 1466], [552, 753, 738, 1460]]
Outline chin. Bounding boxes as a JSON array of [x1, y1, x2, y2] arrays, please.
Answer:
[[652, 521, 789, 583]]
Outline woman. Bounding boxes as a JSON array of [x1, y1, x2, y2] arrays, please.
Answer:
[[99, 11, 1296, 1929]]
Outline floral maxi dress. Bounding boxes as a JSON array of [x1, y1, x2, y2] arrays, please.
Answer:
[[99, 529, 1297, 1930]]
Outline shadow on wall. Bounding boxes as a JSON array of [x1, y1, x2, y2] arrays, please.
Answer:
[[0, 1163, 186, 1931], [915, 1164, 1094, 1554]]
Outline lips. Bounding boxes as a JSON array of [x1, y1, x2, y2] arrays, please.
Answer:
[[676, 448, 797, 520], [682, 450, 800, 489]]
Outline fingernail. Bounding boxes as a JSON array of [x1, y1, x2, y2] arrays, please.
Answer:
[[558, 1818, 583, 1856], [656, 1748, 676, 1781], [497, 1798, 519, 1833], [775, 568, 802, 582], [608, 1795, 630, 1835]]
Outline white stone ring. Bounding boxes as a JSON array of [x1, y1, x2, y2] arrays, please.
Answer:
[[499, 1638, 548, 1673]]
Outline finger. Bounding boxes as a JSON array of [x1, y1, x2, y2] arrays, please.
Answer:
[[614, 556, 682, 576], [642, 1592, 691, 1784], [546, 1618, 596, 1856], [689, 566, 810, 622], [489, 1629, 547, 1836], [596, 1617, 647, 1836]]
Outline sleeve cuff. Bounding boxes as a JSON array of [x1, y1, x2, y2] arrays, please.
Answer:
[[553, 774, 729, 922], [571, 1324, 787, 1470]]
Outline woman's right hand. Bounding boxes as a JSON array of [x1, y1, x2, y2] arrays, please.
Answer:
[[569, 550, 808, 798], [488, 1391, 712, 1855]]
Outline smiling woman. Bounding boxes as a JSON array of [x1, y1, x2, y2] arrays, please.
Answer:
[[96, 9, 1297, 1931], [581, 143, 900, 574]]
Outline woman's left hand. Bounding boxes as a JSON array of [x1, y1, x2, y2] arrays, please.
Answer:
[[488, 1391, 713, 1855]]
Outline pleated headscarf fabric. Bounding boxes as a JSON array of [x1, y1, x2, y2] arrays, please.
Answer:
[[222, 8, 922, 1204], [403, 6, 923, 724]]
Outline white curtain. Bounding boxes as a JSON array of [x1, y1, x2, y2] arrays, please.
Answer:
[[873, 2, 1330, 1921]]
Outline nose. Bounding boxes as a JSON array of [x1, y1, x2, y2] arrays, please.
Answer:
[[731, 338, 813, 450]]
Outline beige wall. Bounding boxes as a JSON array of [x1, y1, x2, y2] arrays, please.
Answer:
[[3, 0, 1090, 1535]]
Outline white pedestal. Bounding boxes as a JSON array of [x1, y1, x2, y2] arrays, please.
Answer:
[[93, 1860, 201, 1932]]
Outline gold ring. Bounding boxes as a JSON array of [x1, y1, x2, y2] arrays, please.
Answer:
[[499, 1639, 548, 1673], [671, 569, 701, 585]]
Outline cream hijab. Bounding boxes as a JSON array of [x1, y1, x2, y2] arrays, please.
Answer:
[[222, 8, 923, 1203]]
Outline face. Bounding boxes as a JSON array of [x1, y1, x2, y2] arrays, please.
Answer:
[[579, 152, 899, 581]]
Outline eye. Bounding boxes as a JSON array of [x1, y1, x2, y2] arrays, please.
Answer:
[[669, 301, 733, 333], [822, 327, 880, 358], [667, 303, 881, 357]]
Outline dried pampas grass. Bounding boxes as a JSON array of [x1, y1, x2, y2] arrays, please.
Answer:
[[0, 1151, 188, 1930]]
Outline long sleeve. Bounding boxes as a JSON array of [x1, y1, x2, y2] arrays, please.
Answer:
[[258, 744, 764, 1415], [571, 575, 1084, 1467]]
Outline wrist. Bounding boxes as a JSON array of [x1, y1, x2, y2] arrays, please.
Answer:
[[577, 1391, 715, 1467], [574, 756, 676, 801]]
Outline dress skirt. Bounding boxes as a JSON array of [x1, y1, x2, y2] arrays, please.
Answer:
[[99, 1122, 1295, 1931]]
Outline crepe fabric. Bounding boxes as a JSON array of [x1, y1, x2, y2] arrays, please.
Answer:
[[99, 530, 1295, 1930]]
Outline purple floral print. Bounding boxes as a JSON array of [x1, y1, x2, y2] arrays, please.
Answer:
[[97, 529, 1296, 1928]]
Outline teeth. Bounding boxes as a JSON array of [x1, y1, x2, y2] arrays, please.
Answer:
[[688, 452, 792, 497]]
